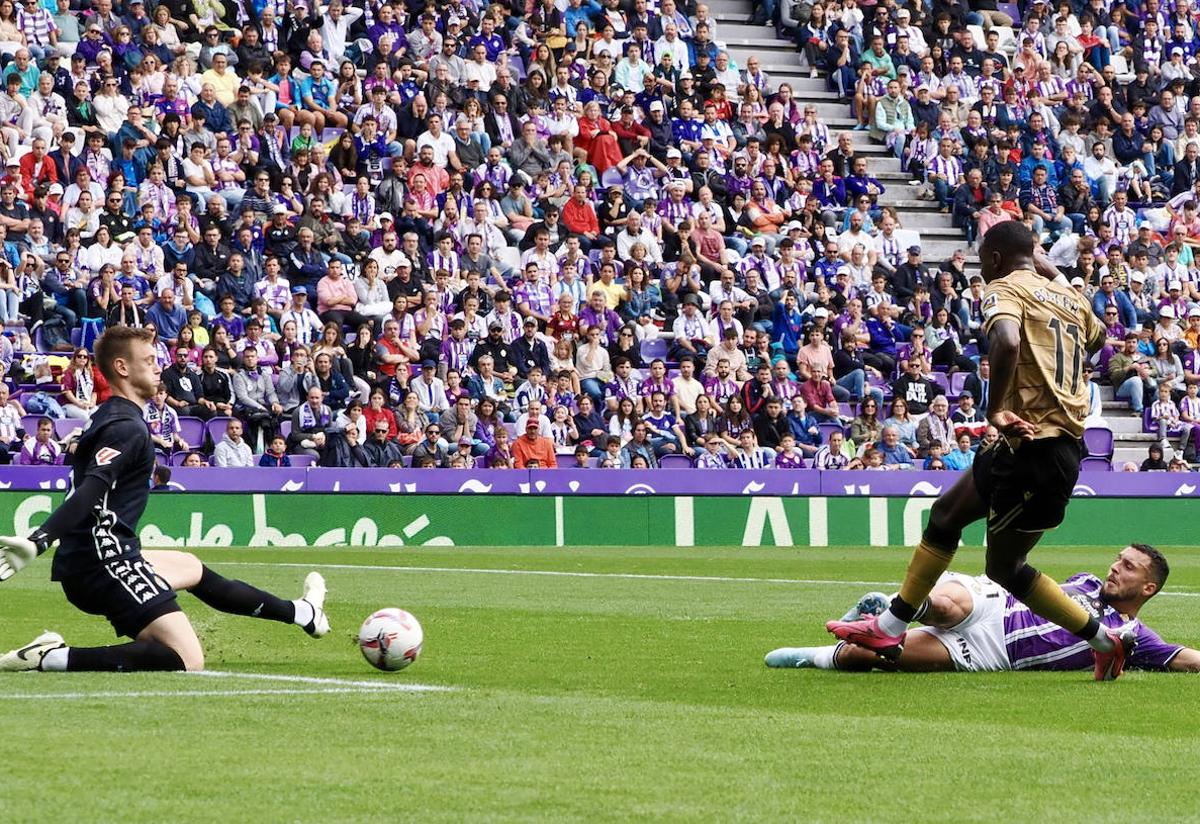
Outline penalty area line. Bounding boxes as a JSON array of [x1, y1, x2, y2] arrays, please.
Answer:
[[215, 561, 1200, 598]]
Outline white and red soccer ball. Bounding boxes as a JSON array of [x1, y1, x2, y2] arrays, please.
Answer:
[[358, 608, 423, 672]]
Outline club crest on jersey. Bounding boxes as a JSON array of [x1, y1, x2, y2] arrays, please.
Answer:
[[981, 293, 1000, 319], [94, 447, 122, 466], [1070, 591, 1103, 619]]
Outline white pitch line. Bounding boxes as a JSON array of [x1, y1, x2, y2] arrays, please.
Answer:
[[218, 561, 897, 588], [4, 688, 433, 701], [216, 561, 1200, 599], [193, 670, 454, 691]]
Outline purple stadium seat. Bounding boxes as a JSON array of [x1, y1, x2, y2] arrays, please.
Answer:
[[278, 419, 292, 439], [176, 417, 207, 451], [20, 414, 42, 434], [508, 53, 526, 80], [53, 418, 85, 440], [70, 328, 82, 348], [1080, 456, 1112, 472], [949, 372, 969, 396], [600, 167, 624, 188], [170, 451, 193, 466], [288, 454, 317, 468], [818, 421, 845, 444], [659, 454, 693, 468], [640, 338, 668, 362], [929, 371, 951, 396], [206, 416, 236, 445], [1082, 427, 1114, 459]]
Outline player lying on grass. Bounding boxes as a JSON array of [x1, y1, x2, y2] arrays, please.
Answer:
[[769, 544, 1200, 673], [826, 222, 1130, 680], [0, 326, 328, 674]]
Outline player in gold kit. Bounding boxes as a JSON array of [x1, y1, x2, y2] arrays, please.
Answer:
[[826, 222, 1132, 680]]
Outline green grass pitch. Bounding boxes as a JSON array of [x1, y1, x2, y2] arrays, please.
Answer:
[[1, 544, 1198, 822]]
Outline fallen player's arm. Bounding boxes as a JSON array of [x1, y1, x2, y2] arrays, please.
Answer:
[[1168, 648, 1200, 672]]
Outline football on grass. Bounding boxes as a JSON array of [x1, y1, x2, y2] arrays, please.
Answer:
[[358, 609, 423, 671]]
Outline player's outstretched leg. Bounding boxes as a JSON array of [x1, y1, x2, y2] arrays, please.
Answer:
[[984, 530, 1121, 678], [190, 567, 329, 638], [0, 631, 189, 672], [765, 643, 845, 670], [143, 551, 330, 638], [827, 471, 986, 656], [2, 610, 203, 673], [766, 634, 958, 672]]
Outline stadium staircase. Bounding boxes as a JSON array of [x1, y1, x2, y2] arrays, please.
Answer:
[[712, 1, 1153, 467]]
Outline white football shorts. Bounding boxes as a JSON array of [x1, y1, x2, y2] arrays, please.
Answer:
[[909, 572, 1012, 672]]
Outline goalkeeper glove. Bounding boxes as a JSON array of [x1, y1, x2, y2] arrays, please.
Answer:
[[0, 531, 51, 582]]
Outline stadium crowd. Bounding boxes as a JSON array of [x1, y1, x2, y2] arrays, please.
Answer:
[[0, 0, 1198, 469]]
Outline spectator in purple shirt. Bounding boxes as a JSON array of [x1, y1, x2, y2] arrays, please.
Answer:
[[577, 290, 623, 345]]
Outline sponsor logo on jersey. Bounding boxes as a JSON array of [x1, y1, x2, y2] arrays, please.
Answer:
[[981, 293, 999, 319], [94, 447, 122, 466]]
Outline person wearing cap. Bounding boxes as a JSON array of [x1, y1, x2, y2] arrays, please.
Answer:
[[611, 103, 651, 156], [1126, 223, 1165, 267], [512, 416, 558, 468], [511, 315, 552, 380], [1182, 306, 1200, 352], [640, 98, 672, 160], [45, 126, 78, 185], [408, 358, 449, 417], [1160, 276, 1189, 317]]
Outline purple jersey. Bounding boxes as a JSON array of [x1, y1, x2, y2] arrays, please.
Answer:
[[640, 375, 675, 399], [604, 375, 639, 404], [1004, 574, 1182, 671], [441, 336, 475, 374], [774, 450, 806, 468]]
